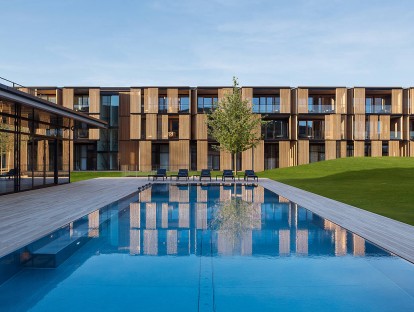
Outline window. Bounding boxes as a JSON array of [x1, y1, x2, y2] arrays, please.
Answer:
[[179, 96, 190, 113], [158, 96, 168, 113], [198, 96, 218, 113], [298, 120, 324, 139], [262, 120, 288, 139], [74, 95, 89, 112], [38, 94, 56, 104], [365, 96, 391, 114], [252, 96, 280, 113], [308, 95, 335, 113]]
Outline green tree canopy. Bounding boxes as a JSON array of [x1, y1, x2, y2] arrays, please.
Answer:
[[207, 77, 263, 173]]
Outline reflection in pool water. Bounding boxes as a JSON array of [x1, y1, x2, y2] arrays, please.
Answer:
[[1, 183, 414, 311]]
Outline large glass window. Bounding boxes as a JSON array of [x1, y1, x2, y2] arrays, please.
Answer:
[[262, 120, 289, 139], [309, 144, 325, 163], [298, 120, 324, 139], [365, 96, 391, 114], [308, 95, 335, 113], [198, 96, 218, 113], [179, 96, 190, 113], [0, 102, 71, 195], [74, 95, 89, 112], [158, 96, 168, 113], [252, 96, 280, 113], [264, 143, 279, 169]]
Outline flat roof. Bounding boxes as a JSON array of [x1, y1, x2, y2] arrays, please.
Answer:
[[0, 83, 107, 128]]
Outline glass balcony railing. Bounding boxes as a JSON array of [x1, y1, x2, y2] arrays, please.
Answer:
[[253, 105, 281, 114], [365, 105, 391, 114], [307, 105, 335, 114], [74, 104, 89, 112], [390, 131, 401, 140], [298, 131, 324, 140]]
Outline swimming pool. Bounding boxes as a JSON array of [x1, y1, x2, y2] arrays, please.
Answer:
[[1, 183, 414, 311]]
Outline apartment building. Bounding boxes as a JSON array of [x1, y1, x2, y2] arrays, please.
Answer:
[[10, 85, 414, 173]]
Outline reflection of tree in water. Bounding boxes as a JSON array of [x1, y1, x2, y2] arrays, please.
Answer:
[[210, 198, 261, 253]]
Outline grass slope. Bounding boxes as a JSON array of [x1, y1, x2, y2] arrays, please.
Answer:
[[259, 157, 414, 226]]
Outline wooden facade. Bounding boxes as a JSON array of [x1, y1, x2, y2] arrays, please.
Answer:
[[27, 85, 414, 173]]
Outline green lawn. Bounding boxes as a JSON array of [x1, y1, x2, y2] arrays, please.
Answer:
[[259, 157, 414, 226]]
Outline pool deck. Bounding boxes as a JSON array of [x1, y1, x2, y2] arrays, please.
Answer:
[[1, 177, 414, 264], [0, 178, 148, 258]]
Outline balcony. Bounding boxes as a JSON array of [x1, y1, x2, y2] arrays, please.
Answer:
[[74, 104, 89, 113], [253, 105, 281, 114], [298, 131, 324, 140], [365, 105, 391, 114], [307, 105, 335, 114], [390, 131, 401, 140]]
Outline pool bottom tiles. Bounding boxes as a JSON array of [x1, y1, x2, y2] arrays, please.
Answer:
[[1, 183, 414, 312]]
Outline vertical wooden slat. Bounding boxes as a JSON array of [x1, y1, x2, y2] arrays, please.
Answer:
[[297, 88, 308, 113], [195, 114, 208, 140], [279, 141, 291, 168], [354, 141, 365, 157], [391, 89, 402, 114], [403, 116, 409, 141], [197, 141, 208, 171], [371, 141, 382, 157], [167, 89, 179, 113], [139, 141, 152, 171], [130, 88, 141, 114], [220, 149, 232, 170], [325, 141, 336, 160], [62, 88, 74, 109], [144, 88, 158, 113], [379, 115, 390, 140], [130, 115, 141, 140], [290, 115, 297, 140], [253, 140, 264, 172], [88, 114, 100, 140], [242, 148, 253, 171], [179, 115, 190, 139], [241, 87, 253, 109], [161, 115, 169, 139], [89, 88, 100, 114], [335, 88, 347, 114], [354, 115, 366, 140], [369, 115, 378, 140], [170, 140, 189, 171], [353, 88, 365, 114], [118, 116, 130, 140], [146, 114, 157, 140], [280, 88, 291, 113], [339, 141, 347, 158], [298, 140, 309, 165], [389, 141, 400, 157], [56, 88, 63, 106]]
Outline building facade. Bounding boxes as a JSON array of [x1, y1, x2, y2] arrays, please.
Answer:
[[16, 85, 414, 172]]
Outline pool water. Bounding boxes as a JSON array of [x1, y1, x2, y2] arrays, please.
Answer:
[[1, 183, 414, 311]]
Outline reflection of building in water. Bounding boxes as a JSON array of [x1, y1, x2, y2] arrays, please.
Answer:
[[102, 185, 370, 258]]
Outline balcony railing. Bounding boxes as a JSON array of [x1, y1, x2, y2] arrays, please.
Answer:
[[365, 105, 391, 114], [253, 105, 281, 114], [307, 105, 335, 114], [390, 131, 401, 140], [298, 131, 324, 140]]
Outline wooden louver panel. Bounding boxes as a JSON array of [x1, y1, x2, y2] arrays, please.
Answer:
[[335, 88, 347, 114], [353, 115, 365, 140], [89, 114, 100, 140], [371, 141, 382, 157], [130, 88, 141, 114], [242, 88, 253, 109], [379, 115, 390, 140], [297, 89, 308, 114], [130, 115, 141, 140], [62, 88, 74, 109], [298, 140, 309, 165], [353, 88, 365, 114], [167, 89, 179, 113], [146, 114, 157, 140], [196, 114, 208, 140], [325, 141, 336, 160], [139, 141, 152, 171], [179, 115, 190, 139], [391, 89, 402, 114], [144, 88, 158, 113], [89, 88, 100, 114], [170, 141, 190, 171], [280, 89, 291, 113]]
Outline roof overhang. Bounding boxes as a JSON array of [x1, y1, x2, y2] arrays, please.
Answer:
[[0, 83, 107, 128]]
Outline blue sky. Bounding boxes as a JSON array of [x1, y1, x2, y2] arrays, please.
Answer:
[[0, 0, 413, 87]]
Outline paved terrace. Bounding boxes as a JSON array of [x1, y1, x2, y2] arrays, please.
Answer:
[[1, 177, 414, 264]]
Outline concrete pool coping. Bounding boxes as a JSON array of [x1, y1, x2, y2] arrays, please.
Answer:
[[0, 177, 413, 264]]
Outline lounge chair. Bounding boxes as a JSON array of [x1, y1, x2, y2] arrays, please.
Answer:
[[244, 170, 258, 181], [0, 168, 16, 180], [220, 169, 235, 181], [148, 168, 167, 181], [171, 169, 189, 180], [199, 169, 211, 181]]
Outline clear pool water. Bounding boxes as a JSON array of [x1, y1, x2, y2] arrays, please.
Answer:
[[1, 183, 414, 311]]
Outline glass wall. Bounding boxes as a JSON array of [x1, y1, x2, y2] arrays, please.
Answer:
[[97, 94, 119, 170], [0, 100, 71, 195]]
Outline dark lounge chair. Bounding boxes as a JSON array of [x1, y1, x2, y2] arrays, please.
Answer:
[[244, 170, 258, 181], [171, 169, 189, 180], [148, 168, 167, 181], [199, 169, 211, 181], [0, 168, 17, 180], [220, 169, 235, 181]]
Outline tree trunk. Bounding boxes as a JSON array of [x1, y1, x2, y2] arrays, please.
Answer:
[[233, 153, 237, 175]]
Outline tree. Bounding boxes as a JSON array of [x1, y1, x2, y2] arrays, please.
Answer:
[[207, 77, 263, 174]]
